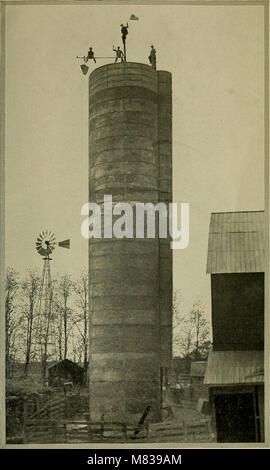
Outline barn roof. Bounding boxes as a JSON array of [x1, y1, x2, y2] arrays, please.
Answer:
[[206, 211, 265, 274], [204, 351, 264, 385]]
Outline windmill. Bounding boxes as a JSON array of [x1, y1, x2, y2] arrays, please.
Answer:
[[35, 230, 70, 384]]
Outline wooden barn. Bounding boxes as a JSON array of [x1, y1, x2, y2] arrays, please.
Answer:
[[204, 211, 265, 442], [48, 359, 85, 388]]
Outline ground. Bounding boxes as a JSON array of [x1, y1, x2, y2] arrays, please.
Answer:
[[6, 375, 212, 443], [146, 398, 212, 443], [170, 400, 207, 424]]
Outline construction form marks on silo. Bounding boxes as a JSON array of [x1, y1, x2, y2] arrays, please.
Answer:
[[88, 62, 172, 423]]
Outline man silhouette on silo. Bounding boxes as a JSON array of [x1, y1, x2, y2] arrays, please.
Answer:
[[113, 45, 124, 63], [86, 47, 96, 63], [148, 45, 156, 70], [121, 23, 129, 45]]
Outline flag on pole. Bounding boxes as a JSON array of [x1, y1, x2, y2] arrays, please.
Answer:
[[130, 14, 139, 20]]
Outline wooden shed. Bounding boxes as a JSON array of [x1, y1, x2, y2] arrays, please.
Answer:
[[205, 211, 265, 442], [48, 359, 85, 388]]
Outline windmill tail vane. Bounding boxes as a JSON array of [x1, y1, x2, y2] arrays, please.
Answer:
[[58, 239, 70, 249]]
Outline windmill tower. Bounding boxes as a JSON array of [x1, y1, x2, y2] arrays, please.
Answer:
[[35, 230, 70, 384]]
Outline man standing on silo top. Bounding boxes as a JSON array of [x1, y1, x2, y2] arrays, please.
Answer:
[[113, 45, 124, 63], [121, 23, 129, 45], [149, 45, 156, 69]]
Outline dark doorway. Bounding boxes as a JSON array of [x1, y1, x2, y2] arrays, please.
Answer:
[[215, 393, 256, 442]]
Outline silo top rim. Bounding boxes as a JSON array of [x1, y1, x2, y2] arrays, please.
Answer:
[[89, 62, 171, 79]]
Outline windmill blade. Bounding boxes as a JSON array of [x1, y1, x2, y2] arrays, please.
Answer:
[[58, 239, 70, 249], [36, 230, 56, 257]]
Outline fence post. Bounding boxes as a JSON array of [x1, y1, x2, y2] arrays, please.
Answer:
[[22, 400, 28, 444], [146, 422, 149, 439], [100, 413, 105, 438], [122, 423, 127, 441], [207, 417, 211, 436], [183, 420, 187, 439], [52, 421, 56, 443], [85, 413, 92, 442], [64, 423, 67, 443]]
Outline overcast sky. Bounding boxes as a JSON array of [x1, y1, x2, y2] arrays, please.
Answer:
[[5, 3, 265, 325]]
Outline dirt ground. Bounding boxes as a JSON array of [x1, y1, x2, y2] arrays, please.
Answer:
[[170, 400, 207, 424], [149, 398, 213, 443]]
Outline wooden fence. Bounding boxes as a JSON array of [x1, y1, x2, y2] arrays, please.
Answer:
[[23, 418, 210, 443], [23, 420, 150, 443], [22, 391, 210, 443]]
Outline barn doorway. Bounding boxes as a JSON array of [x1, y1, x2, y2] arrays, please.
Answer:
[[215, 393, 256, 442]]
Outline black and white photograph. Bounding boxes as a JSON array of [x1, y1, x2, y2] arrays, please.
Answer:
[[1, 0, 268, 447]]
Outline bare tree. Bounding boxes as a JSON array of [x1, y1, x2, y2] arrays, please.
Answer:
[[172, 290, 188, 353], [21, 270, 40, 377], [71, 334, 84, 364], [41, 287, 54, 385], [173, 293, 210, 362], [172, 290, 182, 329], [5, 268, 20, 378], [190, 300, 210, 360], [57, 274, 73, 360], [54, 298, 63, 362], [50, 278, 63, 362], [73, 270, 88, 370]]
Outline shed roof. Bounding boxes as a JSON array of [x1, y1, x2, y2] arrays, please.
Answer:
[[206, 211, 265, 274], [204, 351, 264, 386], [48, 359, 84, 372]]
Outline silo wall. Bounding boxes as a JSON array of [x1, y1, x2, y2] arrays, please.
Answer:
[[88, 62, 172, 423]]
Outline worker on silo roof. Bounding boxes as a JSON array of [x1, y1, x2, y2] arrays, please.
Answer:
[[121, 23, 129, 44], [148, 45, 156, 70], [86, 47, 96, 63], [113, 45, 124, 63]]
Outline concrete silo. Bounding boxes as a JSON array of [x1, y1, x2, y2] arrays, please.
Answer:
[[88, 62, 172, 423]]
